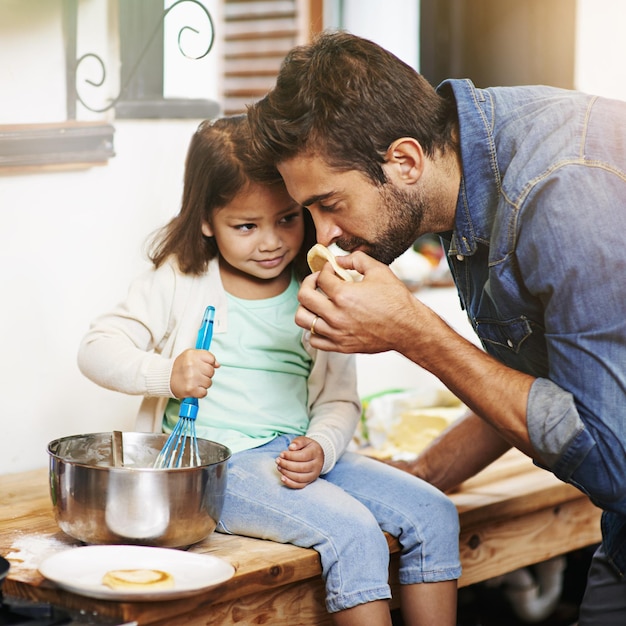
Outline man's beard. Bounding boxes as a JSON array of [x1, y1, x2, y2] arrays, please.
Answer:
[[337, 183, 426, 266]]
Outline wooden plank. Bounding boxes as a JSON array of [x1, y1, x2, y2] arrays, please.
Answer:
[[224, 29, 298, 41], [223, 39, 295, 57], [0, 122, 114, 168], [450, 449, 590, 526], [223, 88, 270, 98], [458, 496, 601, 587], [308, 0, 324, 34], [456, 448, 536, 488], [148, 582, 331, 626], [453, 474, 578, 527], [225, 11, 297, 22], [226, 69, 282, 78], [222, 0, 301, 114]]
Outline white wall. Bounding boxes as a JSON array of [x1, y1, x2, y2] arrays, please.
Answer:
[[355, 287, 479, 398], [0, 0, 67, 124], [0, 0, 216, 474], [163, 0, 222, 100], [575, 0, 626, 99], [333, 0, 419, 70], [0, 121, 200, 475], [2, 0, 626, 475]]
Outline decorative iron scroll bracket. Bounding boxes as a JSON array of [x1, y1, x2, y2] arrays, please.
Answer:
[[76, 0, 219, 119]]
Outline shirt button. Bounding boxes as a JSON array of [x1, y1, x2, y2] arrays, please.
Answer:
[[507, 339, 514, 348], [456, 254, 464, 261]]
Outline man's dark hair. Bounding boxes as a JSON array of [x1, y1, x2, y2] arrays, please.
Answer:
[[248, 30, 457, 185]]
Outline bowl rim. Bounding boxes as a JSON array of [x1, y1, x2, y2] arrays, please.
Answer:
[[47, 431, 231, 471]]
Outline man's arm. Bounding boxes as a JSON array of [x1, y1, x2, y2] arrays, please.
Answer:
[[387, 411, 512, 492], [296, 253, 538, 461]]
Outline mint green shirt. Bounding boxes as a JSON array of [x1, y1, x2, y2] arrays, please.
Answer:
[[164, 277, 312, 453]]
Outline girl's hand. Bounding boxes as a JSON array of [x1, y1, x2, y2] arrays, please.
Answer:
[[170, 348, 219, 399], [275, 436, 324, 489]]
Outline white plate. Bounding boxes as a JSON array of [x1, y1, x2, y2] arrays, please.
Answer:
[[39, 545, 235, 601]]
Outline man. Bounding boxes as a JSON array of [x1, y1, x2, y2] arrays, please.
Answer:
[[247, 31, 626, 624]]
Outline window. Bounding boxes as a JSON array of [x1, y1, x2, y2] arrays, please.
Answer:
[[113, 0, 220, 119], [0, 0, 220, 171]]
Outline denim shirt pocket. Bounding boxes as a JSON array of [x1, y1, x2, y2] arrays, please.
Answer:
[[475, 316, 532, 353], [474, 315, 550, 377]]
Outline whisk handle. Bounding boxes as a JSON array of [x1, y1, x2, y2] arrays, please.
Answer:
[[176, 306, 214, 422], [179, 397, 199, 420], [196, 306, 216, 350]]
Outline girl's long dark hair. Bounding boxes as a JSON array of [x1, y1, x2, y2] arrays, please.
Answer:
[[148, 114, 315, 278]]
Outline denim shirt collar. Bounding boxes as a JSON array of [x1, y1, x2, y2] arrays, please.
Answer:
[[437, 79, 501, 257]]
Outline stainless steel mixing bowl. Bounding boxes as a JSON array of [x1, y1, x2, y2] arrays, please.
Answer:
[[47, 432, 230, 548]]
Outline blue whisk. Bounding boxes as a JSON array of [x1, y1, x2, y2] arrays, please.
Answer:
[[154, 306, 216, 469]]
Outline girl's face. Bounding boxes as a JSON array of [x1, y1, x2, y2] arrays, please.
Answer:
[[202, 181, 305, 298]]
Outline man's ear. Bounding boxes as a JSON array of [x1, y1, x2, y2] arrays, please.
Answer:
[[383, 137, 425, 185], [201, 221, 213, 237]]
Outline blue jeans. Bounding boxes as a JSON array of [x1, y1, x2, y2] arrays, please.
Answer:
[[217, 435, 461, 613]]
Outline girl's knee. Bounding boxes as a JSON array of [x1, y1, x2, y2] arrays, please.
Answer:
[[322, 514, 390, 564], [436, 493, 460, 531]]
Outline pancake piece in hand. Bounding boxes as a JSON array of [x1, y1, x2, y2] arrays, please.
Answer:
[[102, 568, 175, 590], [307, 244, 354, 281]]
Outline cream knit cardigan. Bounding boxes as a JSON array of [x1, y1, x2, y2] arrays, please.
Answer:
[[77, 257, 361, 474]]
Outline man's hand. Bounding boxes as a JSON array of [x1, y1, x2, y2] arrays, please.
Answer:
[[296, 251, 419, 354]]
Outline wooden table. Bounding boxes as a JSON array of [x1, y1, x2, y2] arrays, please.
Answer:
[[0, 450, 601, 625]]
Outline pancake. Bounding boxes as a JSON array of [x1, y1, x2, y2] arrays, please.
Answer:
[[102, 568, 174, 591]]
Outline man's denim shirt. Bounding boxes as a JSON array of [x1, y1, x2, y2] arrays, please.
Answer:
[[438, 79, 626, 575]]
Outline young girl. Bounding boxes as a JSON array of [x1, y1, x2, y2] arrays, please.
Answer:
[[77, 115, 461, 626]]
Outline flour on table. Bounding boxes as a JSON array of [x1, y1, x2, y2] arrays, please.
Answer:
[[4, 532, 79, 571]]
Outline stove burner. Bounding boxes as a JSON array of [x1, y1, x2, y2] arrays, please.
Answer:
[[0, 595, 72, 625], [0, 596, 132, 626], [0, 557, 131, 626]]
